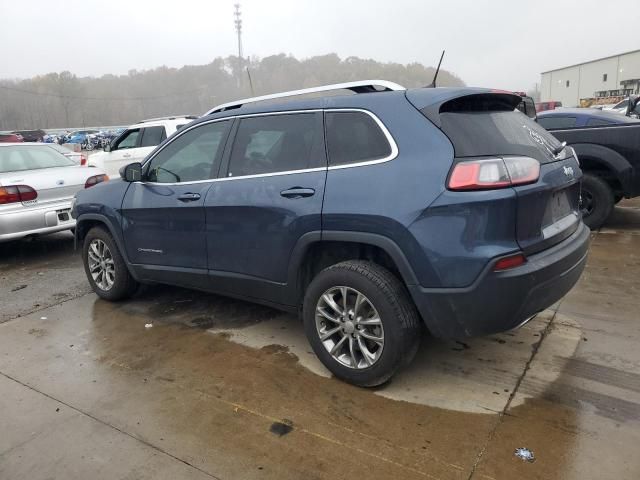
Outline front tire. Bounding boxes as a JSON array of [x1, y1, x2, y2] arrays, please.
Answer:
[[303, 261, 421, 387], [83, 226, 138, 301], [581, 173, 614, 230]]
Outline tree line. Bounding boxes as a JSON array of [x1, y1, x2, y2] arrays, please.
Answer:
[[0, 53, 465, 130]]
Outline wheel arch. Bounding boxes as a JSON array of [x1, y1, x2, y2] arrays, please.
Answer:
[[572, 143, 632, 196], [288, 231, 420, 305], [75, 214, 134, 273]]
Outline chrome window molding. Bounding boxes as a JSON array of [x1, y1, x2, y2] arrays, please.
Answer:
[[140, 108, 398, 186]]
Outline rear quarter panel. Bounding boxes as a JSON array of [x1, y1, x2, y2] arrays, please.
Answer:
[[322, 93, 518, 288]]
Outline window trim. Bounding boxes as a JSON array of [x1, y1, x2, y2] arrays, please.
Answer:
[[141, 108, 398, 185]]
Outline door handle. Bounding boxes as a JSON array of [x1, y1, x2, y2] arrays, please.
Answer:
[[280, 187, 315, 199], [177, 193, 201, 202], [123, 153, 132, 158]]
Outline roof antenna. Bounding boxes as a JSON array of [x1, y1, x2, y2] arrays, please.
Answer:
[[427, 50, 445, 88]]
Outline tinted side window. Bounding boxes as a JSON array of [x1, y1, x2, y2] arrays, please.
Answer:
[[325, 111, 391, 166], [113, 129, 140, 150], [586, 118, 614, 127], [537, 116, 577, 130], [227, 113, 321, 177], [146, 121, 230, 183], [140, 126, 166, 147]]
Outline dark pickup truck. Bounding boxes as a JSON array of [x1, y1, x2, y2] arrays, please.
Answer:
[[553, 121, 640, 228], [519, 95, 640, 228]]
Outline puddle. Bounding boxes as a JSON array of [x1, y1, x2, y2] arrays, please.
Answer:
[[208, 309, 583, 414]]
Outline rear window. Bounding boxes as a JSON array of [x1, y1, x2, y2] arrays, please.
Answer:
[[586, 118, 614, 127], [0, 145, 75, 173], [429, 95, 563, 164], [537, 116, 577, 130], [325, 111, 391, 166]]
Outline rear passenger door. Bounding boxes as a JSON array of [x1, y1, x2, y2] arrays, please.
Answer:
[[204, 112, 326, 303]]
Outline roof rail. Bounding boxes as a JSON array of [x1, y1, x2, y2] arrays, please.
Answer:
[[140, 115, 198, 123], [204, 80, 405, 115]]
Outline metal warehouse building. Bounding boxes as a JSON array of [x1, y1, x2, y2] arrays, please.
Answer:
[[541, 49, 640, 107]]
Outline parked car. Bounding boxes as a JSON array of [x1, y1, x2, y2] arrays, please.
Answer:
[[602, 98, 631, 114], [13, 129, 46, 142], [45, 143, 87, 166], [536, 98, 640, 228], [0, 132, 24, 143], [87, 116, 197, 177], [535, 100, 563, 112], [73, 81, 589, 387], [0, 143, 107, 242], [537, 108, 640, 129]]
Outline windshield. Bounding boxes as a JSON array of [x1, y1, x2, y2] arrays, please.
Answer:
[[0, 145, 75, 173]]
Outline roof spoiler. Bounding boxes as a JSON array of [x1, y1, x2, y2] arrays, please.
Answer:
[[406, 89, 522, 127]]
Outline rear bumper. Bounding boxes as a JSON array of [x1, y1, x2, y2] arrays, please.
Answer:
[[0, 201, 75, 242], [408, 222, 590, 338]]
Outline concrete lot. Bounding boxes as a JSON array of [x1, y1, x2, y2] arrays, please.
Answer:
[[1, 200, 639, 479]]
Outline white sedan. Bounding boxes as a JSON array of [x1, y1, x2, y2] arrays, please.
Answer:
[[0, 143, 107, 242]]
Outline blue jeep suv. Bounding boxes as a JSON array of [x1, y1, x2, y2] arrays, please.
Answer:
[[72, 81, 590, 386]]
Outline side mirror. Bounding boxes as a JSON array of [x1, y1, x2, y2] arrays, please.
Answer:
[[120, 162, 142, 182], [104, 143, 112, 152]]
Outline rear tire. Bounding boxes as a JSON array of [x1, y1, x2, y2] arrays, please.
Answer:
[[302, 261, 421, 387], [581, 173, 614, 230], [83, 226, 138, 301]]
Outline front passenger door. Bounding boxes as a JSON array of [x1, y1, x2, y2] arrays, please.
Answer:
[[121, 120, 232, 285]]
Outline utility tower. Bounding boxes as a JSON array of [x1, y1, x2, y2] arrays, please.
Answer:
[[233, 3, 244, 88]]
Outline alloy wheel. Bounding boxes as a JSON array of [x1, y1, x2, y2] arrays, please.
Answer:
[[87, 239, 115, 291], [315, 286, 384, 369]]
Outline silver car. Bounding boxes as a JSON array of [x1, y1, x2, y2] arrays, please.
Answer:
[[0, 143, 107, 242]]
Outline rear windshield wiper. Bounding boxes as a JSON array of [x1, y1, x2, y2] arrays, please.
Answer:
[[552, 141, 567, 156]]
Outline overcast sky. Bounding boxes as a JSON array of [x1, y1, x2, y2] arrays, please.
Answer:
[[1, 0, 638, 90]]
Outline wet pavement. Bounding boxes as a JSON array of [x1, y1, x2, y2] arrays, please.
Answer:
[[1, 200, 639, 479]]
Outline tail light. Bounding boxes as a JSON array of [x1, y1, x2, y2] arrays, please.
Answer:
[[85, 174, 109, 188], [80, 154, 87, 166], [0, 185, 38, 204], [448, 157, 540, 191], [494, 253, 527, 271]]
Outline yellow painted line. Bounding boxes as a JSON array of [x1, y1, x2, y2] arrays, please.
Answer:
[[194, 388, 496, 480]]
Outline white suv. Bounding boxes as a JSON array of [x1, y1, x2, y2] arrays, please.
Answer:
[[88, 116, 196, 177]]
